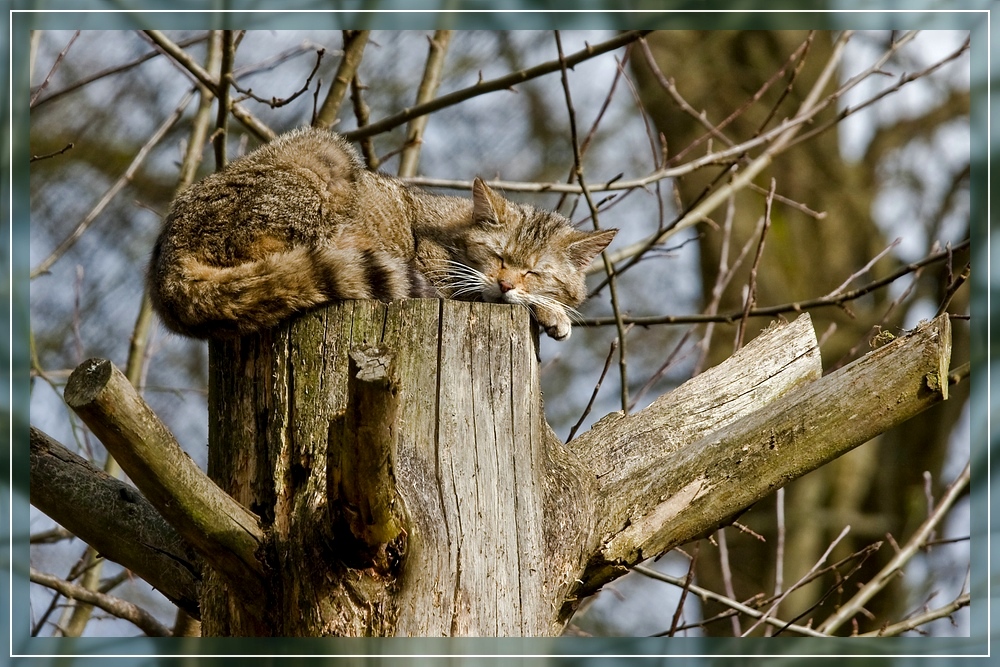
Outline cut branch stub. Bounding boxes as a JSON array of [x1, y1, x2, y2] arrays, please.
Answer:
[[62, 357, 267, 616], [327, 346, 408, 573], [573, 313, 953, 596]]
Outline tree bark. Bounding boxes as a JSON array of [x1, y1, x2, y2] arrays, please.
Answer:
[[29, 426, 202, 618], [205, 299, 587, 636]]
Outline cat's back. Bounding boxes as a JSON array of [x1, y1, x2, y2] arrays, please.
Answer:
[[158, 127, 365, 260]]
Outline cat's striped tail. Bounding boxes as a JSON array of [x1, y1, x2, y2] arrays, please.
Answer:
[[148, 245, 436, 339]]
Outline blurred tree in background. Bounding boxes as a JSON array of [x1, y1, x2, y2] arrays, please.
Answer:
[[628, 30, 971, 636]]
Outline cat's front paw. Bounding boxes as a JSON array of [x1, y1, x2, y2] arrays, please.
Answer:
[[546, 321, 572, 340], [535, 306, 572, 341]]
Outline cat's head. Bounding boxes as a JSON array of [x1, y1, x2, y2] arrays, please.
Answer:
[[443, 178, 617, 339]]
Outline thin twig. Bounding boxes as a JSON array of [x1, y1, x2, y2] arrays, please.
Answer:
[[788, 34, 970, 153], [948, 361, 970, 386], [231, 47, 325, 108], [30, 568, 171, 637], [129, 28, 223, 396], [824, 238, 901, 299], [935, 261, 970, 318], [30, 30, 79, 107], [554, 30, 630, 412], [767, 486, 787, 637], [595, 32, 937, 272], [140, 30, 273, 142], [214, 30, 235, 170], [635, 564, 829, 638], [771, 540, 883, 636], [349, 73, 379, 169], [566, 338, 618, 442], [29, 143, 74, 162], [397, 31, 947, 227], [628, 327, 696, 411], [668, 542, 699, 636], [736, 179, 776, 349], [32, 33, 209, 108], [694, 193, 737, 375], [741, 526, 852, 636], [818, 460, 971, 635], [556, 45, 632, 212], [580, 239, 970, 328], [716, 529, 742, 636], [858, 593, 971, 637]]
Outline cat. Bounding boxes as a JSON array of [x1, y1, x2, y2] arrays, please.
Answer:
[[148, 127, 617, 341]]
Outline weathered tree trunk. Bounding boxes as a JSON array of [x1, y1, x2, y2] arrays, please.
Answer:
[[205, 299, 592, 636]]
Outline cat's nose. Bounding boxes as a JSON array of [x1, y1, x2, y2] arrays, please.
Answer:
[[498, 279, 514, 293]]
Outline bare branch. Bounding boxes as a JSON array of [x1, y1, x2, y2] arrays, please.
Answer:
[[29, 426, 202, 618], [30, 568, 172, 637], [213, 30, 235, 170], [349, 73, 379, 169], [314, 30, 370, 129], [342, 30, 652, 141], [398, 30, 453, 178], [63, 358, 268, 612], [574, 313, 951, 598]]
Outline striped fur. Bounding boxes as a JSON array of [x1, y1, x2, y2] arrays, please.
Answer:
[[151, 244, 434, 339]]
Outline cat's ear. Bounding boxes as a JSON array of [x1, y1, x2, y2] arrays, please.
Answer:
[[472, 177, 502, 226], [568, 228, 618, 269]]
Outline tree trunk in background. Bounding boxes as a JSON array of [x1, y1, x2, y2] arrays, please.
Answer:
[[631, 30, 968, 633]]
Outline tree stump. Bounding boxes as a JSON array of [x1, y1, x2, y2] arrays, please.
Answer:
[[205, 299, 591, 636], [59, 302, 950, 636]]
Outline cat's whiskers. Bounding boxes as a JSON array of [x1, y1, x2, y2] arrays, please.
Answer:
[[425, 261, 492, 299]]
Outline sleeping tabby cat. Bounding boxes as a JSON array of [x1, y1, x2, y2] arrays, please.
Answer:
[[148, 127, 616, 340]]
